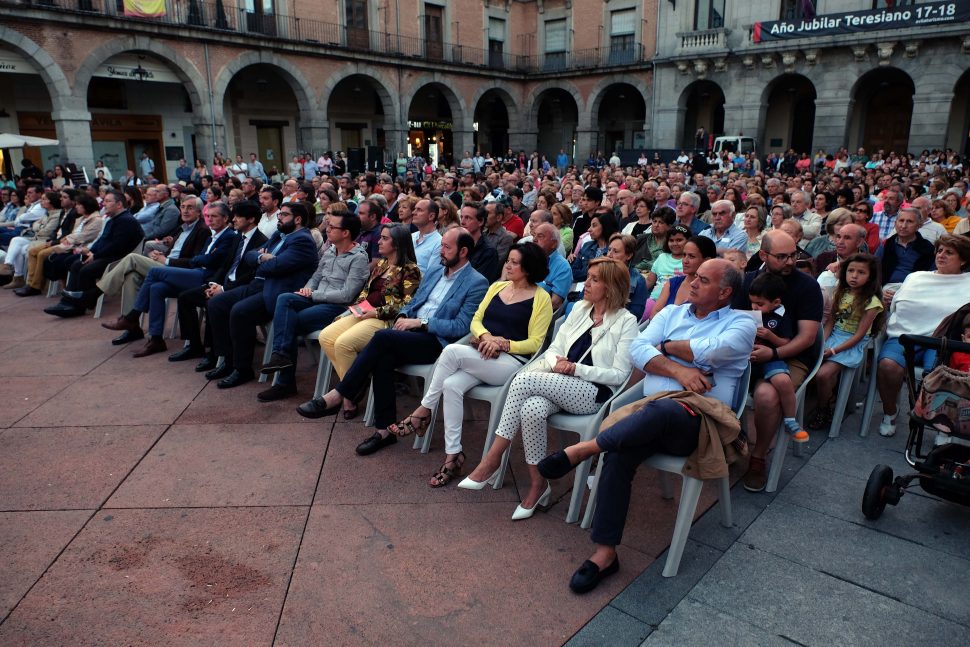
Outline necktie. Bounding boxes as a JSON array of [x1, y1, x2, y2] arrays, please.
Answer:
[[227, 235, 247, 281]]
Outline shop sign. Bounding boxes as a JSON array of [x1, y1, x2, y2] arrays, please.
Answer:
[[408, 120, 453, 130], [753, 0, 970, 42]]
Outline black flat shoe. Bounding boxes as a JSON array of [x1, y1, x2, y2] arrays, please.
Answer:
[[112, 329, 145, 345], [259, 352, 294, 374], [205, 364, 234, 380], [355, 432, 397, 456], [195, 356, 217, 372], [296, 398, 341, 419], [538, 450, 578, 480], [168, 346, 204, 362], [257, 383, 298, 402], [569, 557, 620, 594], [217, 369, 254, 389], [44, 303, 85, 318], [13, 286, 41, 297]]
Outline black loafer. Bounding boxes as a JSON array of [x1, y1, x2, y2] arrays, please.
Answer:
[[569, 557, 620, 594], [355, 432, 397, 456], [195, 356, 217, 372], [296, 398, 341, 419], [169, 346, 204, 362], [257, 383, 297, 402], [112, 329, 145, 345], [538, 450, 578, 480], [217, 369, 254, 389], [44, 303, 85, 318], [14, 286, 41, 297], [259, 352, 294, 374], [205, 364, 234, 380]]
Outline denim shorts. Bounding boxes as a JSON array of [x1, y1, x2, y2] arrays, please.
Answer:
[[878, 336, 937, 371], [762, 359, 789, 380]]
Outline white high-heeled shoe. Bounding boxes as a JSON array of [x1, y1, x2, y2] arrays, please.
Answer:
[[457, 469, 499, 490], [879, 414, 897, 437], [512, 482, 552, 521]]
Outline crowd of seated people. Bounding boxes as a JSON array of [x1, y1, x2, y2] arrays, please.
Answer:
[[3, 145, 970, 594]]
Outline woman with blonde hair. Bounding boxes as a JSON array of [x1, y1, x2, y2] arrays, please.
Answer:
[[459, 257, 639, 520], [435, 196, 460, 231]]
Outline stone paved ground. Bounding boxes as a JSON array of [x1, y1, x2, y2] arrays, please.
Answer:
[[3, 288, 969, 646]]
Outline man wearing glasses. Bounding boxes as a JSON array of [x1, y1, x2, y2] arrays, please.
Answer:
[[205, 201, 319, 389], [731, 230, 823, 492], [675, 192, 706, 235], [699, 200, 747, 252]]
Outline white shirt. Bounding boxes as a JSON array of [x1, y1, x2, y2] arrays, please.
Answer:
[[258, 209, 280, 238], [415, 263, 470, 320], [918, 220, 946, 244], [227, 228, 257, 283]]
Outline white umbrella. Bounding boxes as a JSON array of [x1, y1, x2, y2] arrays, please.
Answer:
[[0, 133, 60, 148]]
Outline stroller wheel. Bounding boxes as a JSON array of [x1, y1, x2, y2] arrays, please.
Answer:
[[862, 464, 894, 520]]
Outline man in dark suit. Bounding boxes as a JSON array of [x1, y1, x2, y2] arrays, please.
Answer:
[[296, 227, 488, 456], [100, 201, 238, 357], [175, 201, 268, 367], [204, 200, 319, 388], [44, 189, 143, 318]]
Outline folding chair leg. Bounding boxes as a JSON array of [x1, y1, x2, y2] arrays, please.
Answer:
[[658, 471, 675, 499], [93, 293, 105, 319], [766, 427, 790, 493], [313, 352, 332, 400], [580, 457, 604, 530], [493, 444, 511, 490], [662, 477, 703, 578], [258, 325, 273, 384], [363, 382, 375, 427], [566, 457, 593, 524], [828, 366, 858, 438]]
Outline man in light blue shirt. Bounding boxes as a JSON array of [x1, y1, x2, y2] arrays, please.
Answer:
[[537, 259, 755, 594], [699, 200, 748, 252], [411, 198, 442, 273], [533, 223, 571, 309]]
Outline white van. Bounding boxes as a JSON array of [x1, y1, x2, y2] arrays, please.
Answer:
[[712, 136, 756, 155]]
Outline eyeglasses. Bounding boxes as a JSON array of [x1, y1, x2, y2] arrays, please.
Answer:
[[853, 207, 868, 213], [325, 224, 345, 231], [764, 251, 799, 262]]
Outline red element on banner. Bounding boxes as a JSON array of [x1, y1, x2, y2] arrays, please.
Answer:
[[753, 22, 762, 43]]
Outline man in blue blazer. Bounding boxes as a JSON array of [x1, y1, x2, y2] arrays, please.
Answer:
[[296, 227, 489, 456], [205, 201, 319, 388], [100, 202, 238, 357]]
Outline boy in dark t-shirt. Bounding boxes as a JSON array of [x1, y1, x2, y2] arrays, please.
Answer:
[[748, 273, 809, 443]]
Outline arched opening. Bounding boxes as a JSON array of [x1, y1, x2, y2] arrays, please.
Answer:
[[762, 74, 817, 155], [535, 88, 578, 161], [850, 67, 914, 154], [473, 90, 511, 157], [594, 83, 647, 157], [407, 83, 458, 168], [83, 53, 195, 184], [681, 81, 725, 150], [326, 75, 387, 155], [947, 69, 970, 156], [0, 45, 56, 177], [223, 63, 301, 179]]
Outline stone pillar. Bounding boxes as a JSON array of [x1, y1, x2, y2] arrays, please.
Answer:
[[52, 104, 94, 172], [192, 120, 226, 163], [575, 129, 597, 162], [908, 92, 953, 153], [508, 129, 536, 157], [722, 102, 763, 140], [812, 97, 852, 153], [383, 127, 408, 160], [453, 129, 475, 165], [299, 119, 330, 156], [653, 106, 684, 149]]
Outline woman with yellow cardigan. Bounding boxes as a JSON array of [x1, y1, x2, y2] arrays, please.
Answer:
[[391, 242, 554, 487]]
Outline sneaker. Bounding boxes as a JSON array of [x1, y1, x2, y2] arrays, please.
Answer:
[[878, 415, 897, 437], [806, 408, 832, 431], [256, 383, 298, 402], [742, 457, 767, 492]]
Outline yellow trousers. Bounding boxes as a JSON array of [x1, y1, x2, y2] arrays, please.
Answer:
[[26, 243, 62, 290], [318, 315, 390, 379]]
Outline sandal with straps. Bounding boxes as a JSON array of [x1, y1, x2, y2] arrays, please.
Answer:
[[429, 452, 465, 488], [389, 413, 430, 437]]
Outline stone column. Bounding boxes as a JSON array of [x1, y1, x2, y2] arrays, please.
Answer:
[[453, 129, 475, 164], [508, 129, 537, 156], [299, 119, 330, 157], [653, 106, 684, 149], [52, 104, 94, 172], [192, 119, 226, 162], [575, 129, 598, 162], [908, 92, 953, 153], [383, 127, 408, 159], [812, 96, 852, 153], [722, 102, 763, 140]]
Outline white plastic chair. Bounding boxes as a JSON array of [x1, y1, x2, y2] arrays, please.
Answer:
[[580, 364, 751, 577], [258, 322, 274, 384], [92, 259, 121, 319], [826, 336, 875, 438], [309, 330, 334, 399], [764, 327, 825, 493], [46, 279, 61, 298]]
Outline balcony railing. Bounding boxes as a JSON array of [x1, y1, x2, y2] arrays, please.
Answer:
[[10, 0, 648, 74], [677, 28, 731, 51]]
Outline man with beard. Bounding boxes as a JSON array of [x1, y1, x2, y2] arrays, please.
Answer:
[[295, 227, 488, 457], [204, 201, 318, 389]]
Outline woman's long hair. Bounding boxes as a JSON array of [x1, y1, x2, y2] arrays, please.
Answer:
[[382, 223, 417, 267]]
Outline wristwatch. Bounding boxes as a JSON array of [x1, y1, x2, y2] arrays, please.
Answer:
[[420, 318, 429, 330], [660, 339, 671, 356]]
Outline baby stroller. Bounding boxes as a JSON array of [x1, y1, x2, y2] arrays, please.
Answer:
[[862, 331, 970, 520]]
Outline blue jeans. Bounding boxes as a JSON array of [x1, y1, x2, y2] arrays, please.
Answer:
[[271, 292, 344, 385], [133, 266, 204, 337]]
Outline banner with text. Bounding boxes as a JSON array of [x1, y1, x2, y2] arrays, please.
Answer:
[[123, 0, 166, 18], [753, 0, 969, 43]]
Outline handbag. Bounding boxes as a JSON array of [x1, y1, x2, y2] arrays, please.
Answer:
[[914, 341, 970, 438]]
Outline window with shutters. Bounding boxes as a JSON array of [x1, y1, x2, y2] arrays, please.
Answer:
[[424, 4, 444, 60], [346, 0, 368, 49], [609, 8, 636, 64], [488, 17, 506, 68], [544, 18, 567, 71]]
